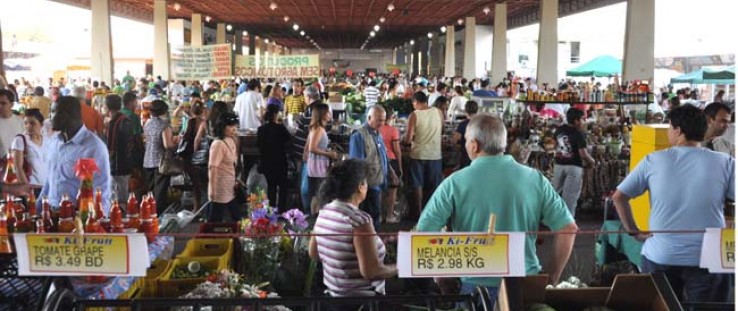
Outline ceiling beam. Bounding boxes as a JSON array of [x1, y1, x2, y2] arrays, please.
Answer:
[[330, 0, 337, 23], [287, 0, 309, 23], [362, 0, 376, 26], [407, 0, 442, 26], [349, 0, 355, 26], [309, 0, 321, 21]]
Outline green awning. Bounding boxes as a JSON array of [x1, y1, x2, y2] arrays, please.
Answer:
[[703, 65, 735, 81], [671, 67, 734, 85], [565, 55, 622, 77]]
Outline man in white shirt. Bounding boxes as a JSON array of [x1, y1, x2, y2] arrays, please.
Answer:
[[363, 81, 380, 108], [0, 90, 24, 159], [234, 79, 263, 130], [428, 82, 447, 106]]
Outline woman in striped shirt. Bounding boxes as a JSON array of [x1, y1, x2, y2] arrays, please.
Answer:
[[309, 159, 397, 308]]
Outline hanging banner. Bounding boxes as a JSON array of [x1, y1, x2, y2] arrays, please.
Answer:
[[234, 54, 320, 78], [13, 233, 150, 277], [385, 63, 408, 72], [700, 228, 735, 273], [397, 232, 526, 278], [171, 44, 232, 80]]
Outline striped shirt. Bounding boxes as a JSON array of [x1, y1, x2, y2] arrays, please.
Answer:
[[284, 95, 306, 115], [314, 200, 386, 296], [363, 86, 380, 107]]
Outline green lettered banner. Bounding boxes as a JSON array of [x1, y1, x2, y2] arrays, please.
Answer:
[[171, 44, 232, 80], [235, 54, 320, 78]]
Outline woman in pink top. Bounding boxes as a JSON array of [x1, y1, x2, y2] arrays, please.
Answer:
[[207, 112, 242, 222], [378, 106, 402, 223]]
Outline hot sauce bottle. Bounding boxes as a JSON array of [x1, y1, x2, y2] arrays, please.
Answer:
[[6, 200, 17, 233], [85, 207, 102, 233], [93, 188, 104, 220], [58, 194, 76, 233], [2, 152, 18, 184], [27, 191, 37, 218], [41, 196, 54, 232], [109, 201, 124, 233], [0, 211, 13, 253]]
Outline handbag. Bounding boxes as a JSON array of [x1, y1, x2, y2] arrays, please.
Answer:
[[159, 149, 183, 176], [191, 126, 212, 166]]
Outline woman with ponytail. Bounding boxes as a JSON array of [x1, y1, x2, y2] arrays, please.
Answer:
[[309, 159, 397, 305]]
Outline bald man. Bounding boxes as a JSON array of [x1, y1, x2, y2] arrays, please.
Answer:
[[348, 105, 397, 229]]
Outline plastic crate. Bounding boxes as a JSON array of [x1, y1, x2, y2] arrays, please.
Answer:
[[135, 259, 172, 298], [159, 256, 223, 298], [197, 222, 240, 236], [1, 253, 50, 311], [176, 238, 234, 268]]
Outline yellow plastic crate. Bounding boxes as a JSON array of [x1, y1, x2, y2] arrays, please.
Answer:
[[176, 238, 234, 268], [135, 259, 172, 298], [159, 256, 224, 298]]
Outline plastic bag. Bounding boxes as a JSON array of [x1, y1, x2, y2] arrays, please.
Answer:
[[245, 164, 268, 194]]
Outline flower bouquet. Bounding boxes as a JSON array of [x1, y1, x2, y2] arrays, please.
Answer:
[[74, 158, 100, 223], [178, 269, 291, 311], [239, 190, 285, 286]]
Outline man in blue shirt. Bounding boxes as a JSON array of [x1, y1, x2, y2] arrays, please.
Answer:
[[39, 96, 112, 214], [348, 105, 397, 229], [471, 79, 497, 97], [613, 105, 734, 303]]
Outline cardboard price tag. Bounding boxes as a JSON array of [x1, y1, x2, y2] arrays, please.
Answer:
[[398, 232, 526, 278], [13, 233, 150, 277], [700, 228, 735, 273]]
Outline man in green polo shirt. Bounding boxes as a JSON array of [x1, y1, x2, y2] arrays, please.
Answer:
[[417, 114, 578, 306]]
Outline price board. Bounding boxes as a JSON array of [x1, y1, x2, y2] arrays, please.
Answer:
[[699, 228, 735, 273], [13, 234, 150, 276], [397, 232, 526, 278]]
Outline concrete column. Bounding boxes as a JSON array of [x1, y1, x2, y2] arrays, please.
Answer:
[[491, 2, 507, 83], [444, 25, 456, 78], [191, 14, 203, 46], [421, 39, 430, 76], [430, 34, 440, 76], [463, 17, 476, 79], [91, 0, 114, 85], [153, 0, 170, 80], [216, 23, 226, 44], [623, 0, 655, 81], [392, 49, 398, 65], [536, 0, 558, 86], [248, 34, 256, 55], [411, 42, 419, 76], [234, 29, 243, 55]]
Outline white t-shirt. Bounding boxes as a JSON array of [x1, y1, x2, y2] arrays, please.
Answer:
[[10, 134, 48, 186], [234, 90, 263, 130], [448, 95, 467, 119], [0, 115, 24, 158]]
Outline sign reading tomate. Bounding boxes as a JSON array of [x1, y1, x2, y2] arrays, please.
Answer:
[[234, 54, 320, 78], [171, 44, 232, 80], [397, 232, 526, 278], [13, 233, 150, 276]]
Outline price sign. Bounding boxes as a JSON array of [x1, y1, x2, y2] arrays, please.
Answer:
[[397, 232, 526, 278], [699, 228, 735, 273], [13, 234, 150, 276]]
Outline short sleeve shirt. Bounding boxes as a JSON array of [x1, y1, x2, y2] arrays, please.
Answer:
[[10, 134, 48, 186], [617, 147, 735, 266], [143, 117, 169, 169], [554, 125, 587, 167], [378, 124, 400, 160]]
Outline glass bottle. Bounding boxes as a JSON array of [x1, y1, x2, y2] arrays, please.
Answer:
[[0, 212, 13, 253], [109, 201, 124, 233], [41, 197, 54, 232], [6, 201, 17, 233], [85, 208, 102, 233], [2, 152, 18, 184], [35, 219, 46, 233], [27, 191, 37, 218], [15, 212, 35, 233], [127, 193, 139, 216], [94, 188, 104, 220]]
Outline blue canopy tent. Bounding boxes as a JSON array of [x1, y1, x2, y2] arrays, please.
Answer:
[[703, 65, 735, 82]]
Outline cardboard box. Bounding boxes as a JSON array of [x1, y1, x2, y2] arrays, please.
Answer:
[[496, 274, 682, 311]]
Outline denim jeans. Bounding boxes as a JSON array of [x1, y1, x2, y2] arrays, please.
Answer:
[[360, 188, 382, 230], [300, 163, 310, 212], [641, 255, 731, 303], [459, 282, 499, 310]]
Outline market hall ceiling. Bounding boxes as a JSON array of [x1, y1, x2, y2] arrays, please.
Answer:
[[51, 0, 624, 49]]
